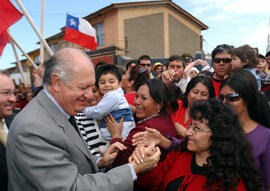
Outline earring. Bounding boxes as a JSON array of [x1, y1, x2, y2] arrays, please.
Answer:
[[157, 107, 160, 113]]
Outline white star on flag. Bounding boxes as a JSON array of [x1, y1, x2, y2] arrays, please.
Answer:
[[69, 18, 76, 27]]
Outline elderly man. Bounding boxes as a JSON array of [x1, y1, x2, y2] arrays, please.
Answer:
[[0, 72, 16, 191], [7, 48, 160, 191], [0, 72, 16, 146]]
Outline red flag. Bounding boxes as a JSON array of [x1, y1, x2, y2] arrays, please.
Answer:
[[64, 14, 97, 50], [0, 0, 23, 34], [0, 0, 23, 55], [0, 31, 10, 55]]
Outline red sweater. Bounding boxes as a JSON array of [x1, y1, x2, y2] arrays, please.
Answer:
[[111, 114, 177, 167], [138, 151, 247, 191], [210, 77, 222, 97], [170, 100, 190, 129], [124, 92, 136, 106]]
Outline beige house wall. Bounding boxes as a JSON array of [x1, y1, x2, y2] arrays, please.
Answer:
[[118, 5, 203, 58], [118, 6, 166, 49], [168, 14, 200, 56], [124, 13, 164, 59]]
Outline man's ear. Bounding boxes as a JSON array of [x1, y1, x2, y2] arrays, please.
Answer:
[[51, 73, 63, 92]]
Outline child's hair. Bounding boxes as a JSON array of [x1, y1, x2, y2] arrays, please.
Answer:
[[232, 45, 258, 68], [95, 64, 122, 87]]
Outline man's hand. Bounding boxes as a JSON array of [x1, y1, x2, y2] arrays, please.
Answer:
[[132, 127, 161, 147], [129, 143, 161, 174], [97, 142, 126, 168]]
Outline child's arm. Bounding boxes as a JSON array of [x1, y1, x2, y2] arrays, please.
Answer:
[[84, 92, 119, 120]]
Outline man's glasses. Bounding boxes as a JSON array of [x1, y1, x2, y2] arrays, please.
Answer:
[[187, 122, 211, 135], [140, 63, 151, 67], [213, 58, 232, 63], [219, 93, 240, 102], [0, 90, 16, 97]]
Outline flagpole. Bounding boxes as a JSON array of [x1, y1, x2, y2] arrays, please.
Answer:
[[9, 34, 26, 85], [40, 0, 45, 67], [7, 31, 38, 68], [14, 0, 53, 56]]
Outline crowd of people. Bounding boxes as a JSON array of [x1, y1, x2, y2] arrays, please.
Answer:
[[0, 44, 270, 191]]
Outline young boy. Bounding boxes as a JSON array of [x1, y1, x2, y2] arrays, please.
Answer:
[[84, 64, 135, 141]]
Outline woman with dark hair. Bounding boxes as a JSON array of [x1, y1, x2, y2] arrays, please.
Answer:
[[107, 79, 177, 167], [132, 99, 263, 191], [220, 70, 270, 190], [171, 75, 215, 136], [121, 65, 150, 107]]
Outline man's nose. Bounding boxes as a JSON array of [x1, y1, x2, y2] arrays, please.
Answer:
[[8, 93, 16, 103], [84, 88, 94, 100]]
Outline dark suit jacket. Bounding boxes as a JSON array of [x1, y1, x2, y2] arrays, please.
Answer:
[[7, 90, 133, 191], [0, 141, 7, 191]]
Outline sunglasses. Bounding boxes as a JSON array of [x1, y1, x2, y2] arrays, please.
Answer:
[[219, 93, 240, 102], [213, 58, 232, 63], [140, 63, 151, 67]]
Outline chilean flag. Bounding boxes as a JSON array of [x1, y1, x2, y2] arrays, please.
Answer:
[[64, 14, 97, 50]]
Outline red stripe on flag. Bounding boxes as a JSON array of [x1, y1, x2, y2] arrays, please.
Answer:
[[0, 0, 23, 34], [0, 31, 10, 56], [64, 27, 97, 50]]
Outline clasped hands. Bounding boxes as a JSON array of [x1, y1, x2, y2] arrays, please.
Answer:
[[97, 140, 161, 174], [97, 123, 161, 174]]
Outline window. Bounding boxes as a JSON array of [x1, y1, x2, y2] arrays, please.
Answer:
[[95, 22, 104, 46], [34, 55, 40, 64]]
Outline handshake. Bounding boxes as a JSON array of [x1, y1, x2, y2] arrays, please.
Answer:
[[97, 141, 161, 175], [129, 143, 161, 174]]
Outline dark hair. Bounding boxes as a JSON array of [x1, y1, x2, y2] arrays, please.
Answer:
[[265, 51, 270, 58], [257, 54, 266, 61], [166, 55, 184, 68], [221, 69, 270, 128], [128, 65, 150, 90], [211, 44, 233, 60], [182, 76, 216, 108], [116, 65, 126, 78], [95, 61, 107, 71], [180, 99, 263, 191], [138, 55, 151, 64], [136, 79, 176, 115], [232, 45, 258, 68], [95, 64, 122, 88], [125, 60, 137, 71], [167, 82, 182, 112], [198, 70, 214, 78]]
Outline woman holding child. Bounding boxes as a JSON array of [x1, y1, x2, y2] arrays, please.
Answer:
[[108, 79, 177, 167]]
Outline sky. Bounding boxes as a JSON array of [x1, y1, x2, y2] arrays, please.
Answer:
[[0, 0, 269, 69]]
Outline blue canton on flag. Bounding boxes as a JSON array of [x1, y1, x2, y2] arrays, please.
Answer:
[[66, 14, 79, 30]]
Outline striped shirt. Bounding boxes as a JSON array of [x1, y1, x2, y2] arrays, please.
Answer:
[[75, 112, 107, 157]]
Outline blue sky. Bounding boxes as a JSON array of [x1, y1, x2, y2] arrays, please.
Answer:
[[1, 0, 269, 69]]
